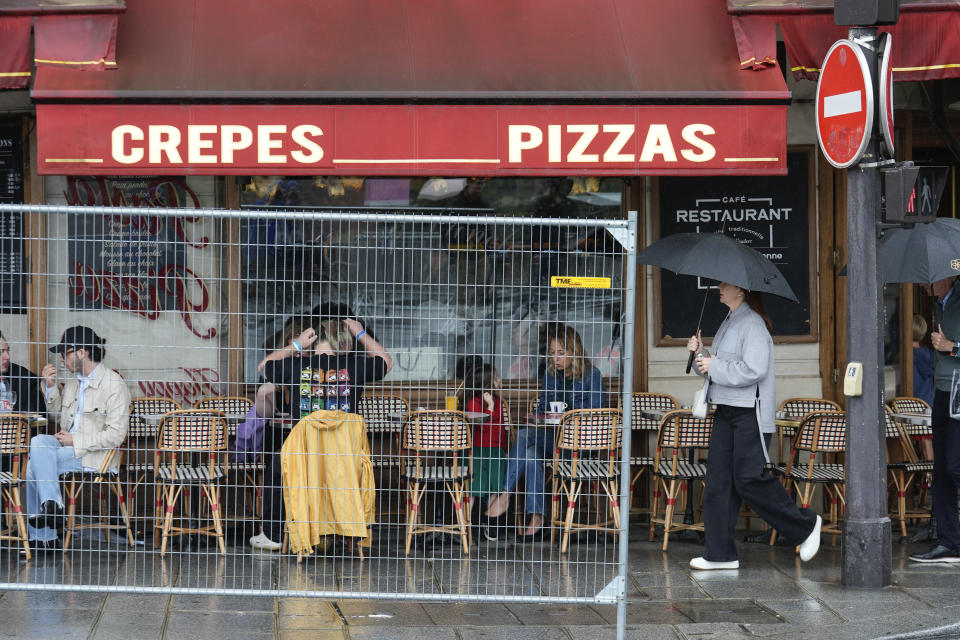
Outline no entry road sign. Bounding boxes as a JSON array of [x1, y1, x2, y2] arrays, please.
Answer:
[[816, 39, 874, 169]]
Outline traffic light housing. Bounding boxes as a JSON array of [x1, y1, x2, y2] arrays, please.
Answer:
[[882, 163, 948, 223], [835, 0, 899, 26]]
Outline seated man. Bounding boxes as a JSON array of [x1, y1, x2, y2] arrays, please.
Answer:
[[0, 329, 46, 414], [25, 326, 130, 549]]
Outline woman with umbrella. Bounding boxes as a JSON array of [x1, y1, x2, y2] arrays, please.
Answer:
[[686, 282, 822, 570]]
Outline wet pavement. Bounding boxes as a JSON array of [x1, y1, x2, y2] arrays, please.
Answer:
[[0, 525, 958, 640]]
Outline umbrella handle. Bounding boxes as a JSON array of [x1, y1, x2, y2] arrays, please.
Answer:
[[685, 350, 696, 374]]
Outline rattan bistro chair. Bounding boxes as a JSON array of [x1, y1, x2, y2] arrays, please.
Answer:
[[357, 394, 409, 470], [400, 410, 472, 554], [127, 396, 181, 530], [776, 398, 842, 463], [0, 414, 31, 559], [771, 410, 846, 545], [550, 408, 623, 553], [61, 446, 136, 550], [649, 409, 713, 551], [155, 410, 228, 556], [194, 396, 260, 518], [628, 392, 678, 516], [885, 402, 934, 539]]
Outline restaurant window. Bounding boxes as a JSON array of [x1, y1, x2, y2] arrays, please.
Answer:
[[238, 176, 624, 383]]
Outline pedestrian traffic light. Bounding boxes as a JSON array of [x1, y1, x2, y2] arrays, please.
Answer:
[[835, 0, 899, 26], [882, 163, 948, 224]]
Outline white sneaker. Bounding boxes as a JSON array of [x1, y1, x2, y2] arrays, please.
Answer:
[[689, 556, 739, 570], [249, 532, 281, 551], [799, 515, 822, 562]]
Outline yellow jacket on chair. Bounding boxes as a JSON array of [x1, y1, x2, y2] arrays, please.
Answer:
[[280, 410, 375, 554]]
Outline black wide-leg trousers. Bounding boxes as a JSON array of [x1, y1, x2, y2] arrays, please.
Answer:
[[703, 404, 817, 562]]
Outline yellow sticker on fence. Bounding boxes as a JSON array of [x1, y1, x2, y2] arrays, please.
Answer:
[[550, 276, 611, 289]]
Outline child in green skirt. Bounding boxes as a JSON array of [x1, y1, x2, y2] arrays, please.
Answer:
[[463, 362, 508, 541]]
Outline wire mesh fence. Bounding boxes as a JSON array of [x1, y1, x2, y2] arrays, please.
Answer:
[[0, 202, 635, 604]]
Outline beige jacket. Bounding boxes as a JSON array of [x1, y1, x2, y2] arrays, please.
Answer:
[[46, 364, 131, 470]]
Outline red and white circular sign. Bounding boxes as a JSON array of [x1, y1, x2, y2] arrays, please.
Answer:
[[816, 39, 874, 169], [879, 32, 895, 157]]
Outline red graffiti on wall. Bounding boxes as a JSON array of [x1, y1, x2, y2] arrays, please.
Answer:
[[136, 367, 222, 406], [68, 261, 215, 339], [62, 176, 217, 339]]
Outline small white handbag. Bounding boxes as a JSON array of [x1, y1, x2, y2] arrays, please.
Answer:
[[691, 385, 709, 419]]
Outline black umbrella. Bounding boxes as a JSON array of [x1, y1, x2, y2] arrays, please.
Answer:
[[636, 232, 798, 302], [637, 232, 798, 372], [879, 218, 960, 284]]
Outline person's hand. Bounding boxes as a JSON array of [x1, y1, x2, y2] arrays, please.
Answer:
[[41, 364, 57, 388], [695, 354, 713, 374], [295, 327, 319, 350], [54, 431, 73, 446], [686, 331, 702, 353], [343, 318, 365, 337], [482, 391, 494, 412], [932, 324, 953, 353]]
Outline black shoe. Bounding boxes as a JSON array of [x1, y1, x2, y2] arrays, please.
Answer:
[[910, 544, 960, 563], [29, 501, 63, 530], [743, 529, 773, 544], [24, 539, 60, 556]]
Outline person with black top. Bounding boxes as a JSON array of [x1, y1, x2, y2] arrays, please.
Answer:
[[249, 315, 392, 551], [0, 331, 46, 415]]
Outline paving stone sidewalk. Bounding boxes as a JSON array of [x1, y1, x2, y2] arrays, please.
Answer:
[[1, 531, 958, 640]]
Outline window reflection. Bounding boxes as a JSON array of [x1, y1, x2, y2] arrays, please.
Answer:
[[238, 176, 624, 383]]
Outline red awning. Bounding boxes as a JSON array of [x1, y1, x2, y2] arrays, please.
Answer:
[[34, 13, 118, 70], [33, 0, 791, 177], [0, 16, 31, 89], [728, 1, 960, 81], [33, 0, 788, 102], [0, 2, 123, 89]]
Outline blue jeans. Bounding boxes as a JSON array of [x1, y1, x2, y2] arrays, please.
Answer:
[[503, 427, 555, 515], [24, 434, 83, 541]]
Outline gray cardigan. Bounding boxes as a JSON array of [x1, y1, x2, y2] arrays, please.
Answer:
[[696, 303, 776, 435]]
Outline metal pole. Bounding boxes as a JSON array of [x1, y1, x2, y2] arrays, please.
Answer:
[[842, 25, 892, 588], [616, 209, 638, 640]]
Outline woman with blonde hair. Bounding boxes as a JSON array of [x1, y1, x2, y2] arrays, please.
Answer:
[[486, 323, 605, 539]]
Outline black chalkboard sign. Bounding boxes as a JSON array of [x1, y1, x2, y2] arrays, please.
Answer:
[[0, 120, 24, 314], [656, 149, 813, 342]]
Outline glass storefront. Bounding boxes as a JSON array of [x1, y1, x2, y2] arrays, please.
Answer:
[[237, 176, 625, 383]]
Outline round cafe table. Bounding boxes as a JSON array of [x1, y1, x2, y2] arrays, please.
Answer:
[[891, 411, 932, 436], [387, 410, 491, 425]]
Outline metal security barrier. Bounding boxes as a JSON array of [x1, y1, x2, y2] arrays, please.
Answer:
[[0, 203, 636, 621]]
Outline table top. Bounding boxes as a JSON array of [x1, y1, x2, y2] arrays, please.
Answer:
[[138, 411, 247, 426], [775, 413, 805, 428], [526, 413, 565, 426], [637, 408, 674, 422], [891, 412, 932, 427], [24, 413, 47, 427], [388, 410, 491, 424]]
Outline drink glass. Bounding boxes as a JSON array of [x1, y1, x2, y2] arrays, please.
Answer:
[[0, 390, 14, 412], [445, 396, 459, 411]]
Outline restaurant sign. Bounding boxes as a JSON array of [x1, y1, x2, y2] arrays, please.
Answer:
[[36, 104, 786, 176]]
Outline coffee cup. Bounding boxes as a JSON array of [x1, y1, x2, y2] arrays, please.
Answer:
[[549, 401, 567, 414]]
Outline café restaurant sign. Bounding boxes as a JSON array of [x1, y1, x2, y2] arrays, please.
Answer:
[[36, 104, 785, 176]]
